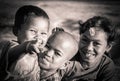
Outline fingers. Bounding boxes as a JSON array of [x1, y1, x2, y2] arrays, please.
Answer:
[[32, 45, 40, 54], [31, 39, 38, 44], [26, 41, 40, 54]]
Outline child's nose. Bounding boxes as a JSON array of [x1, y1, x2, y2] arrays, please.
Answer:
[[35, 32, 43, 39], [33, 39, 44, 50], [35, 36, 44, 44], [47, 50, 54, 57], [38, 39, 44, 45], [87, 42, 94, 52]]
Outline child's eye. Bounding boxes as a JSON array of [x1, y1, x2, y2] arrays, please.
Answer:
[[41, 32, 47, 36], [41, 32, 47, 38], [41, 32, 47, 35], [55, 51, 61, 56], [30, 29, 37, 34], [93, 42, 101, 46]]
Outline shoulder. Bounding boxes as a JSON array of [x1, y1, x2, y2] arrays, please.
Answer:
[[0, 40, 11, 57], [101, 55, 115, 69], [98, 54, 115, 73], [60, 61, 82, 78], [0, 40, 19, 48], [97, 55, 115, 79], [0, 40, 11, 80], [65, 61, 81, 72], [9, 40, 19, 47], [91, 55, 116, 81], [58, 61, 75, 77], [0, 40, 10, 46]]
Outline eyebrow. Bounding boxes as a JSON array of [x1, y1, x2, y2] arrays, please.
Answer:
[[54, 48, 63, 56], [83, 34, 101, 42]]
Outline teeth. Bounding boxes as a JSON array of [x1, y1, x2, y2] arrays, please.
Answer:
[[86, 53, 91, 57], [88, 54, 91, 56], [86, 53, 95, 57]]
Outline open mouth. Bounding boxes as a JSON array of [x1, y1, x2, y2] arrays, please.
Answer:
[[80, 50, 96, 59], [86, 53, 96, 57]]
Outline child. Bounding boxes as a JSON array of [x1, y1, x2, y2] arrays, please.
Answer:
[[74, 16, 120, 81], [7, 30, 82, 81], [0, 5, 50, 81], [38, 31, 79, 81]]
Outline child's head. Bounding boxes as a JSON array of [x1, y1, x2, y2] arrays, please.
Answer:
[[13, 5, 50, 47], [79, 16, 118, 65], [39, 31, 78, 71]]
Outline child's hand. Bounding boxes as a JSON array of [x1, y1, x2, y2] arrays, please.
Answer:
[[26, 40, 42, 54]]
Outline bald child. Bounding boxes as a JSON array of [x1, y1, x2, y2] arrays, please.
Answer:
[[39, 31, 80, 81]]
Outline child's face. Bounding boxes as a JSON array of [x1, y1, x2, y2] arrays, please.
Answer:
[[17, 16, 49, 48], [79, 27, 110, 65], [39, 33, 77, 71]]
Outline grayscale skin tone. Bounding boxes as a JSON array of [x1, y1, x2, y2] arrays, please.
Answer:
[[79, 27, 112, 69], [8, 16, 49, 81], [39, 31, 78, 78]]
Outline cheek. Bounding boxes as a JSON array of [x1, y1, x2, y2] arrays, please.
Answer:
[[43, 36, 48, 41], [57, 57, 67, 64], [79, 43, 87, 52], [54, 57, 62, 64], [79, 40, 87, 48], [25, 31, 36, 41], [18, 31, 28, 43], [42, 36, 48, 43], [95, 46, 107, 56], [53, 60, 64, 68]]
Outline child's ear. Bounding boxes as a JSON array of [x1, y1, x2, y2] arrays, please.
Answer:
[[59, 61, 71, 69], [106, 43, 113, 53]]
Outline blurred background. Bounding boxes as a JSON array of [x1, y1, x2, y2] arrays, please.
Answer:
[[0, 0, 120, 79]]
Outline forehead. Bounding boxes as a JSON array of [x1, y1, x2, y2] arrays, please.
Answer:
[[24, 16, 49, 30], [89, 28, 96, 36], [83, 27, 108, 41], [50, 35, 71, 48], [49, 35, 72, 53]]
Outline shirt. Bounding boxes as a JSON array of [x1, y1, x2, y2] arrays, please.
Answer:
[[0, 40, 40, 81], [40, 61, 82, 81], [70, 53, 115, 81]]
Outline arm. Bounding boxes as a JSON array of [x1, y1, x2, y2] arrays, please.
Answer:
[[7, 40, 41, 68], [7, 41, 29, 67], [8, 42, 29, 63]]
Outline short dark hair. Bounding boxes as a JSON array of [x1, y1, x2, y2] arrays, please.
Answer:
[[13, 5, 49, 36], [80, 16, 119, 44], [52, 27, 64, 34]]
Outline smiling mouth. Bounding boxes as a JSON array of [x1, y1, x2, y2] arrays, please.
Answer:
[[81, 50, 96, 58], [41, 55, 52, 64], [86, 53, 96, 56]]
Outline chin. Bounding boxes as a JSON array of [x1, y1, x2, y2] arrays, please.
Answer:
[[40, 63, 49, 70], [87, 59, 97, 64]]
